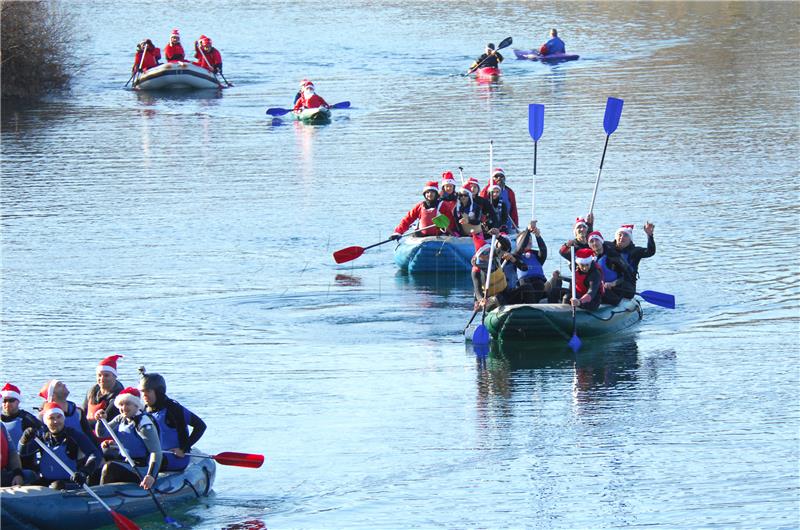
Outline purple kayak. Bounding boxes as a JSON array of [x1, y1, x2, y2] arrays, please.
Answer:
[[513, 49, 579, 62]]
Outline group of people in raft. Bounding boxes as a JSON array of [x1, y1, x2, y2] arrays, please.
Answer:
[[469, 28, 569, 72], [132, 29, 223, 76], [0, 355, 205, 491], [391, 168, 656, 312]]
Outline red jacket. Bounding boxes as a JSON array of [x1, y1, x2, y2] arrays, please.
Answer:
[[133, 47, 161, 71], [164, 43, 185, 61], [393, 200, 455, 236], [194, 47, 222, 71], [479, 184, 518, 227], [293, 93, 329, 110]]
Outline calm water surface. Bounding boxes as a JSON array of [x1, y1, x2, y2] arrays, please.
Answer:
[[2, 1, 799, 529]]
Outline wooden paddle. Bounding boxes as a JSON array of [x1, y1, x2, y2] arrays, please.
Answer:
[[100, 418, 182, 528], [267, 101, 350, 117], [465, 36, 512, 75], [34, 438, 141, 530], [588, 97, 624, 215], [333, 214, 449, 264], [528, 103, 544, 220], [183, 451, 265, 468]]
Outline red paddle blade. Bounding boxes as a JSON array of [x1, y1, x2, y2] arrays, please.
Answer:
[[333, 246, 364, 264], [111, 510, 141, 530], [214, 451, 265, 468]]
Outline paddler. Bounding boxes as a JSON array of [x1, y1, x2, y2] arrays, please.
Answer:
[[539, 28, 566, 56], [548, 247, 604, 310], [294, 79, 311, 104], [194, 35, 223, 74], [440, 171, 458, 203], [18, 402, 102, 489], [471, 229, 513, 311], [485, 184, 511, 232], [470, 42, 504, 71], [454, 187, 485, 237], [390, 181, 455, 240], [559, 215, 595, 261], [588, 231, 634, 305], [82, 354, 125, 432], [465, 177, 493, 226], [139, 367, 206, 472], [38, 379, 94, 442], [164, 29, 185, 61], [480, 168, 518, 228], [293, 81, 330, 111], [612, 222, 656, 288], [508, 221, 548, 303], [132, 39, 161, 74], [94, 387, 161, 490], [2, 383, 43, 449]]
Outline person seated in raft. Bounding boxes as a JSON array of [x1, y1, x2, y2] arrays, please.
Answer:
[[132, 39, 161, 73], [294, 79, 311, 104], [612, 222, 656, 289], [293, 81, 330, 111], [559, 214, 595, 261], [480, 168, 518, 229], [454, 187, 486, 237], [164, 29, 185, 61], [194, 35, 223, 75], [470, 42, 504, 70], [546, 247, 604, 310], [2, 383, 44, 451], [18, 402, 102, 489], [139, 367, 206, 472], [539, 28, 566, 56], [390, 181, 455, 240], [2, 423, 27, 486], [464, 177, 494, 226], [471, 229, 513, 311], [38, 379, 95, 443], [506, 221, 548, 303], [496, 234, 523, 290], [485, 184, 511, 233], [440, 172, 458, 203], [587, 231, 634, 305], [94, 387, 161, 490], [83, 355, 125, 434]]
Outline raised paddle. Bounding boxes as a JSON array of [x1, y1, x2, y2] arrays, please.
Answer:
[[183, 451, 265, 468], [267, 100, 350, 117], [568, 246, 582, 352], [333, 213, 449, 264], [637, 290, 675, 309], [528, 103, 544, 220], [465, 36, 513, 75], [472, 233, 498, 345], [100, 418, 182, 528], [33, 438, 141, 530], [588, 97, 624, 216]]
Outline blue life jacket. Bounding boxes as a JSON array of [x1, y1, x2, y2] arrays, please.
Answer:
[[2, 416, 24, 448], [597, 254, 618, 282], [152, 405, 192, 471], [545, 37, 565, 54], [502, 261, 518, 290], [517, 251, 545, 282], [62, 401, 83, 434], [39, 436, 74, 480], [115, 415, 150, 460]]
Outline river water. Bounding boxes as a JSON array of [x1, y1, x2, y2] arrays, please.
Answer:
[[2, 1, 799, 529]]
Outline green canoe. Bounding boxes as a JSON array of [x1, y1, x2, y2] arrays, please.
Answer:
[[484, 298, 643, 341]]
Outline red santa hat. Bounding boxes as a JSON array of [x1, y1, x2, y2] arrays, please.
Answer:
[[41, 402, 65, 420], [441, 172, 456, 187], [488, 184, 501, 193], [615, 224, 634, 237], [114, 387, 143, 410], [1, 383, 21, 402], [199, 35, 212, 46], [170, 29, 180, 38], [97, 354, 124, 376], [574, 217, 588, 229], [588, 231, 604, 244], [575, 247, 595, 265], [39, 379, 64, 401], [492, 168, 505, 180], [422, 181, 439, 194], [465, 178, 480, 192]]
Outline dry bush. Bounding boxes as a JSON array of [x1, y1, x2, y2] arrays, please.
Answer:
[[1, 0, 84, 99]]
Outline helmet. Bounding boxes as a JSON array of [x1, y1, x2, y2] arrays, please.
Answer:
[[138, 366, 166, 395]]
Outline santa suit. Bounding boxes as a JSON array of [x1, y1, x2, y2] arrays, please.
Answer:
[[393, 199, 455, 237], [294, 93, 329, 111]]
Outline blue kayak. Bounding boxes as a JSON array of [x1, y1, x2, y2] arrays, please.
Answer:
[[513, 49, 580, 62]]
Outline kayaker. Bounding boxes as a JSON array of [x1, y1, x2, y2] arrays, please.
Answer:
[[94, 387, 162, 490], [471, 230, 513, 311], [2, 383, 43, 450], [294, 79, 311, 104], [588, 231, 634, 305], [559, 215, 595, 261], [293, 81, 330, 111], [480, 168, 518, 228], [485, 185, 511, 232], [1, 423, 26, 486], [454, 187, 485, 237], [440, 171, 458, 203], [194, 35, 223, 75], [164, 29, 185, 61], [18, 402, 102, 489], [470, 42, 504, 71], [613, 223, 656, 285], [132, 39, 161, 73], [539, 28, 566, 56], [465, 178, 494, 227], [390, 181, 455, 239], [139, 367, 207, 472], [38, 380, 94, 442], [510, 221, 548, 303], [82, 355, 125, 432]]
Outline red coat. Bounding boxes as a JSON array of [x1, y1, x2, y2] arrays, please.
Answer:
[[480, 184, 518, 227], [393, 200, 455, 236], [133, 47, 160, 71], [194, 47, 222, 71], [164, 43, 185, 61], [293, 93, 329, 110]]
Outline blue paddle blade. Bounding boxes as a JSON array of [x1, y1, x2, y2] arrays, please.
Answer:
[[166, 516, 183, 528], [473, 343, 489, 358], [603, 97, 624, 135], [528, 104, 545, 141], [472, 324, 490, 345], [330, 101, 350, 109], [568, 333, 582, 352], [638, 290, 675, 309], [266, 107, 291, 117]]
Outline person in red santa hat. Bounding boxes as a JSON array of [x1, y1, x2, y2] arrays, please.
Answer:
[[391, 180, 456, 240], [38, 379, 93, 442], [612, 222, 656, 288], [2, 382, 43, 449], [465, 177, 493, 227], [485, 184, 510, 232], [479, 168, 518, 229], [292, 80, 330, 111], [95, 387, 162, 490], [132, 38, 161, 74], [164, 29, 185, 61], [558, 214, 595, 261], [18, 402, 102, 489], [194, 34, 223, 74], [587, 231, 634, 305], [440, 171, 458, 203], [470, 229, 513, 311], [82, 354, 126, 431]]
